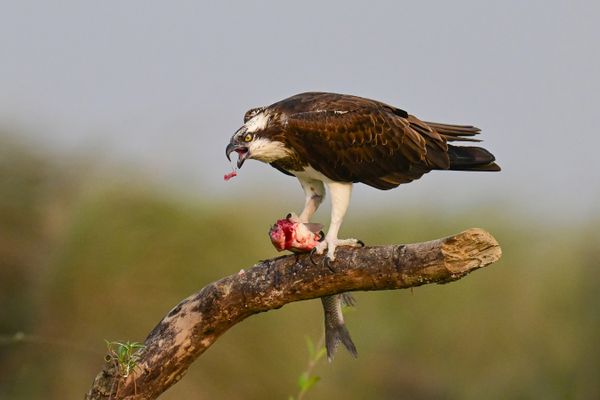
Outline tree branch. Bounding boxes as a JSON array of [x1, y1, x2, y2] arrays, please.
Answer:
[[85, 228, 501, 400]]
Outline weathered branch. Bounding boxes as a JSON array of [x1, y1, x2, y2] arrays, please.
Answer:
[[85, 228, 501, 400]]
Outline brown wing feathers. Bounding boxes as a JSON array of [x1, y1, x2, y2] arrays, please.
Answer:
[[283, 107, 433, 189], [266, 92, 500, 189]]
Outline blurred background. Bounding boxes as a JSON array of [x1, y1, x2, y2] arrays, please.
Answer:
[[1, 1, 599, 399]]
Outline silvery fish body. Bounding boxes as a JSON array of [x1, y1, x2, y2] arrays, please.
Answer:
[[321, 293, 358, 361]]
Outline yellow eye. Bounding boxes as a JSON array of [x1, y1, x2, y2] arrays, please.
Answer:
[[243, 133, 253, 142]]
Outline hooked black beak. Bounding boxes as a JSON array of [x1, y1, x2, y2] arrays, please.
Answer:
[[225, 142, 250, 168]]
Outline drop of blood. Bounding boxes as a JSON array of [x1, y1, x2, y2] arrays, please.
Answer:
[[224, 170, 237, 181]]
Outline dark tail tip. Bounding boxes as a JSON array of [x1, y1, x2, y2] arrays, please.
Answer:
[[325, 323, 358, 362], [447, 145, 501, 171]]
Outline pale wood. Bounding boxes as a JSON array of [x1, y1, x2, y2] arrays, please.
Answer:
[[85, 228, 501, 400]]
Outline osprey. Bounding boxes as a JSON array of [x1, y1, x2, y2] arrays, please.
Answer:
[[226, 92, 500, 360], [226, 92, 500, 262]]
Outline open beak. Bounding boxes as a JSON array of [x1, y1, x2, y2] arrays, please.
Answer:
[[226, 142, 250, 168]]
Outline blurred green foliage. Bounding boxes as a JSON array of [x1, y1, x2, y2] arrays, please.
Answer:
[[1, 137, 599, 399]]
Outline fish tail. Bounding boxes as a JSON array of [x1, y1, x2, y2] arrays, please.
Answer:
[[321, 294, 358, 361]]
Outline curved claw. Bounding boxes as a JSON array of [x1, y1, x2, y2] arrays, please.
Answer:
[[356, 239, 365, 247], [309, 248, 319, 265], [318, 231, 325, 241], [324, 256, 335, 273]]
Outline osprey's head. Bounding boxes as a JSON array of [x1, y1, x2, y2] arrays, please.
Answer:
[[226, 108, 290, 168]]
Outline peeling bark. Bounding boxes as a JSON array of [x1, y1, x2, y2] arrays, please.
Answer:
[[85, 228, 501, 400]]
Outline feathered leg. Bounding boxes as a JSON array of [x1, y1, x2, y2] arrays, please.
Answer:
[[313, 182, 362, 261], [297, 178, 325, 223]]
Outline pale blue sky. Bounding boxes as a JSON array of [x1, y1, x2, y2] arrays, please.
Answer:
[[1, 1, 599, 219]]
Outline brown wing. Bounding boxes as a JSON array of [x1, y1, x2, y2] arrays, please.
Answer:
[[276, 93, 452, 190]]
